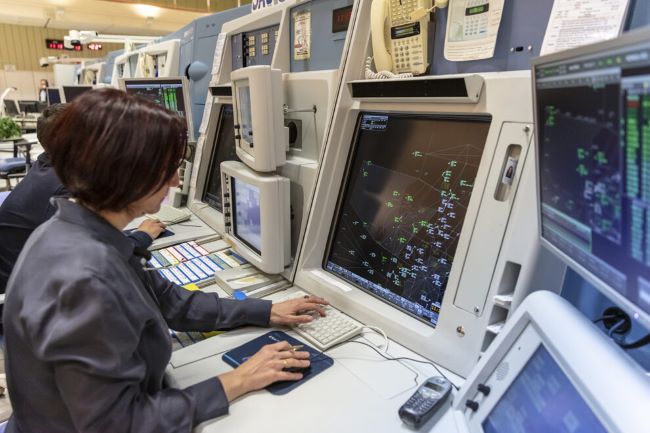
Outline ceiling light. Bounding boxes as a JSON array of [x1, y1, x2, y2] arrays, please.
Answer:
[[133, 4, 161, 18]]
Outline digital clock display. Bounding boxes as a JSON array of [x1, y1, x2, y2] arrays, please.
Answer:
[[45, 39, 82, 51], [332, 5, 352, 33]]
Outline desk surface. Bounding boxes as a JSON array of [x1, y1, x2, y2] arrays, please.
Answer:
[[166, 288, 464, 433]]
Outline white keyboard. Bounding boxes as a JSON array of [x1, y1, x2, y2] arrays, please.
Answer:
[[278, 290, 364, 351], [148, 205, 192, 225]]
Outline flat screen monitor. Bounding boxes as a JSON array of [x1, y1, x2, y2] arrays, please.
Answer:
[[47, 88, 61, 105], [232, 177, 262, 254], [121, 77, 194, 140], [221, 161, 290, 274], [533, 29, 650, 327], [4, 100, 19, 116], [62, 85, 92, 103], [231, 66, 286, 172], [202, 104, 240, 212], [18, 100, 39, 113], [482, 346, 607, 433], [324, 113, 490, 327]]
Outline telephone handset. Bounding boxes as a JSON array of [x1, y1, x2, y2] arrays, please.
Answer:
[[370, 0, 432, 75]]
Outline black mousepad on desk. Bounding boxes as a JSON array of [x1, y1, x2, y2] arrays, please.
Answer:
[[222, 330, 333, 395]]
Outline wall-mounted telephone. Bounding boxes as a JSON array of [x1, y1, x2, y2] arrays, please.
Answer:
[[370, 0, 433, 75], [448, 0, 491, 42]]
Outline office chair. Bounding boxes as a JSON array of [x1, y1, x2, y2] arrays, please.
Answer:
[[0, 157, 27, 190]]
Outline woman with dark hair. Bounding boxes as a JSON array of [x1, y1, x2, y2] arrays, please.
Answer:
[[3, 88, 328, 433]]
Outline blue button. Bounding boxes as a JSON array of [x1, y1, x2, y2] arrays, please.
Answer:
[[233, 290, 248, 300]]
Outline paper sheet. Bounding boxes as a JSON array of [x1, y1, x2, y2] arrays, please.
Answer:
[[540, 0, 630, 56], [444, 0, 505, 62], [293, 10, 311, 61], [198, 91, 212, 135], [211, 32, 227, 76]]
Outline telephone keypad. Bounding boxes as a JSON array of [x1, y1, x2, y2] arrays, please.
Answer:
[[391, 38, 424, 74], [463, 0, 490, 39]]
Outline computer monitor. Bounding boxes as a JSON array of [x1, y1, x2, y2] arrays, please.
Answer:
[[221, 161, 290, 274], [231, 65, 287, 172], [120, 77, 194, 141], [18, 100, 39, 113], [47, 88, 61, 105], [482, 345, 608, 433], [451, 290, 649, 433], [324, 112, 490, 327], [533, 27, 650, 327], [62, 85, 92, 103], [202, 105, 240, 212], [3, 100, 19, 116]]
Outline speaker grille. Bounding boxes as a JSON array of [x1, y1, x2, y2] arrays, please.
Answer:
[[495, 361, 509, 381]]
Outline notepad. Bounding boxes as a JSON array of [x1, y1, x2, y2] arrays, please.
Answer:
[[222, 331, 334, 395]]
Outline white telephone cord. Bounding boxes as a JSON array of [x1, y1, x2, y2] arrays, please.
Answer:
[[364, 57, 414, 80]]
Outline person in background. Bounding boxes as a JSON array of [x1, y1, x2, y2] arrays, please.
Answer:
[[38, 79, 49, 103], [3, 88, 328, 433], [0, 103, 166, 295]]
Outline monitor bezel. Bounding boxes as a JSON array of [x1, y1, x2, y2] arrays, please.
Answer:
[[323, 111, 493, 329], [118, 76, 195, 142], [532, 26, 650, 328], [220, 160, 291, 274]]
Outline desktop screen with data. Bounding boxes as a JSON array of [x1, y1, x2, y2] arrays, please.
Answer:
[[535, 39, 650, 321], [202, 105, 240, 212], [325, 113, 490, 327], [232, 177, 262, 255], [123, 79, 187, 120], [482, 345, 607, 433]]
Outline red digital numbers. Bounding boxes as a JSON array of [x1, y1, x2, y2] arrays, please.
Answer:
[[45, 39, 83, 51]]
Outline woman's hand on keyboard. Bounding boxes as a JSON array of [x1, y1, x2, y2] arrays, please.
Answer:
[[269, 295, 329, 326], [219, 341, 310, 401]]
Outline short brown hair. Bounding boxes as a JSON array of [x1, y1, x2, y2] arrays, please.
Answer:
[[36, 103, 67, 148], [47, 88, 187, 212]]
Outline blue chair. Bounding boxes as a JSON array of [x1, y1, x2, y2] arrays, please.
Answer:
[[0, 157, 27, 190], [0, 191, 10, 206], [0, 420, 7, 432]]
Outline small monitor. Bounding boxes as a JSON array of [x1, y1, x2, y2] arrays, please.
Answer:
[[221, 161, 290, 274], [4, 100, 19, 116], [47, 88, 61, 105], [62, 85, 93, 103], [533, 28, 650, 327], [482, 345, 608, 433], [120, 77, 194, 141], [18, 100, 39, 113], [324, 112, 490, 328], [231, 65, 287, 172], [202, 105, 240, 212]]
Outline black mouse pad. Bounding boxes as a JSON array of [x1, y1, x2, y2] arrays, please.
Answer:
[[222, 330, 333, 395]]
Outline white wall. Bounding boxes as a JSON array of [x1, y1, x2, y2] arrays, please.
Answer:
[[0, 70, 55, 101]]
